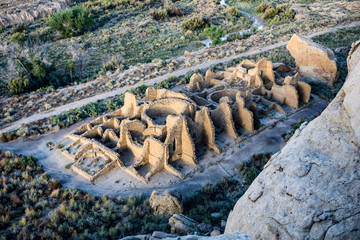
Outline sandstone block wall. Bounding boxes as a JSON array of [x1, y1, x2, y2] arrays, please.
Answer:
[[56, 58, 312, 184]]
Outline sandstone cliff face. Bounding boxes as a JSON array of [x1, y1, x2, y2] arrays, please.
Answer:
[[347, 40, 360, 74], [225, 44, 360, 239], [0, 0, 72, 27], [287, 34, 338, 87]]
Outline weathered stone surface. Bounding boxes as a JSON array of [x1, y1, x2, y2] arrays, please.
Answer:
[[169, 214, 212, 235], [161, 232, 253, 240], [225, 42, 360, 239], [149, 190, 183, 216], [347, 39, 360, 73], [119, 232, 253, 240], [287, 34, 338, 86]]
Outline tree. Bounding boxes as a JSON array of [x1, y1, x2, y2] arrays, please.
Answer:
[[65, 60, 74, 82], [48, 5, 93, 38], [204, 25, 225, 46]]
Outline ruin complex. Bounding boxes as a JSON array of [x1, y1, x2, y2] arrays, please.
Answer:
[[56, 58, 311, 183]]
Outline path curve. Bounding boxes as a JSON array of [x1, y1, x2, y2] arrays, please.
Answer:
[[1, 21, 360, 133], [201, 0, 266, 47]]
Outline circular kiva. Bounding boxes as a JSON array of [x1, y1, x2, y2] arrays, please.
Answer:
[[208, 89, 239, 103], [141, 98, 195, 127]]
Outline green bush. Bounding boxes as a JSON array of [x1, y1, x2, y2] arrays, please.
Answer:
[[7, 78, 29, 95], [227, 6, 239, 21], [48, 5, 93, 38], [10, 32, 26, 44], [181, 16, 208, 31], [237, 153, 272, 184], [255, 3, 295, 24], [150, 9, 168, 20], [204, 25, 225, 46], [165, 5, 184, 17], [150, 5, 184, 21], [255, 3, 272, 14], [227, 32, 251, 42]]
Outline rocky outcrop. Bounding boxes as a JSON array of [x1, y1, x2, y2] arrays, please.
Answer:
[[225, 42, 360, 239], [169, 214, 212, 235], [0, 0, 72, 27], [120, 232, 253, 240], [287, 34, 338, 87], [149, 190, 183, 216], [347, 39, 360, 73]]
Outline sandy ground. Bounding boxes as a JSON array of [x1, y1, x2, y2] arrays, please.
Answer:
[[1, 21, 359, 134], [0, 97, 328, 197]]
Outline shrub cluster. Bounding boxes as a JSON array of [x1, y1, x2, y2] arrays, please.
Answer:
[[48, 5, 93, 38], [227, 6, 240, 21], [180, 16, 209, 31], [237, 153, 272, 184], [204, 25, 225, 46], [150, 5, 185, 21], [0, 151, 169, 239], [255, 3, 295, 24], [84, 0, 162, 11]]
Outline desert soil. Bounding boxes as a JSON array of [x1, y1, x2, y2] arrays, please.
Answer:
[[1, 21, 359, 134], [0, 97, 328, 197]]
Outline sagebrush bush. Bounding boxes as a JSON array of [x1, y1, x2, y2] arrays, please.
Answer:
[[7, 78, 29, 94], [10, 32, 26, 44], [150, 9, 168, 20], [48, 5, 93, 38], [255, 3, 295, 24], [181, 16, 208, 31], [227, 6, 239, 21]]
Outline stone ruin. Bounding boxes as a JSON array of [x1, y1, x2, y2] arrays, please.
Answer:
[[56, 58, 311, 184]]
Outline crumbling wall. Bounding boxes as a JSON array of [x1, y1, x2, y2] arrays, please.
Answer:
[[234, 93, 254, 131], [57, 58, 312, 184], [211, 102, 238, 138]]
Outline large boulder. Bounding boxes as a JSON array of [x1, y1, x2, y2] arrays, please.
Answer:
[[169, 214, 212, 235], [149, 190, 183, 216], [287, 34, 338, 87], [225, 41, 360, 239], [120, 232, 253, 240], [347, 39, 360, 73]]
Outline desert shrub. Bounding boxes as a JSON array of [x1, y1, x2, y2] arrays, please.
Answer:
[[255, 3, 295, 24], [227, 32, 251, 42], [150, 5, 184, 21], [150, 9, 168, 20], [204, 25, 225, 46], [237, 152, 272, 184], [165, 5, 184, 17], [181, 16, 208, 31], [262, 6, 277, 20], [48, 5, 93, 38], [227, 6, 239, 21], [183, 177, 245, 227], [6, 78, 29, 95], [10, 32, 26, 44], [10, 23, 28, 34], [0, 151, 170, 239], [255, 3, 272, 14]]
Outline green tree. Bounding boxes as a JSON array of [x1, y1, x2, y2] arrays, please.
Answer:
[[48, 5, 93, 38], [204, 25, 225, 46], [65, 60, 74, 82]]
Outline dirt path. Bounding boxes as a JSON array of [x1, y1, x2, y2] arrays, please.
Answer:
[[202, 1, 266, 46], [1, 21, 359, 133], [0, 98, 329, 197]]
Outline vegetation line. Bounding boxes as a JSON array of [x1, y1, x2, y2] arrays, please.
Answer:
[[1, 21, 359, 135]]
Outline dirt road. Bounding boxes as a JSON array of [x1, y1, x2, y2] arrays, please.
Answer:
[[1, 21, 359, 133]]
